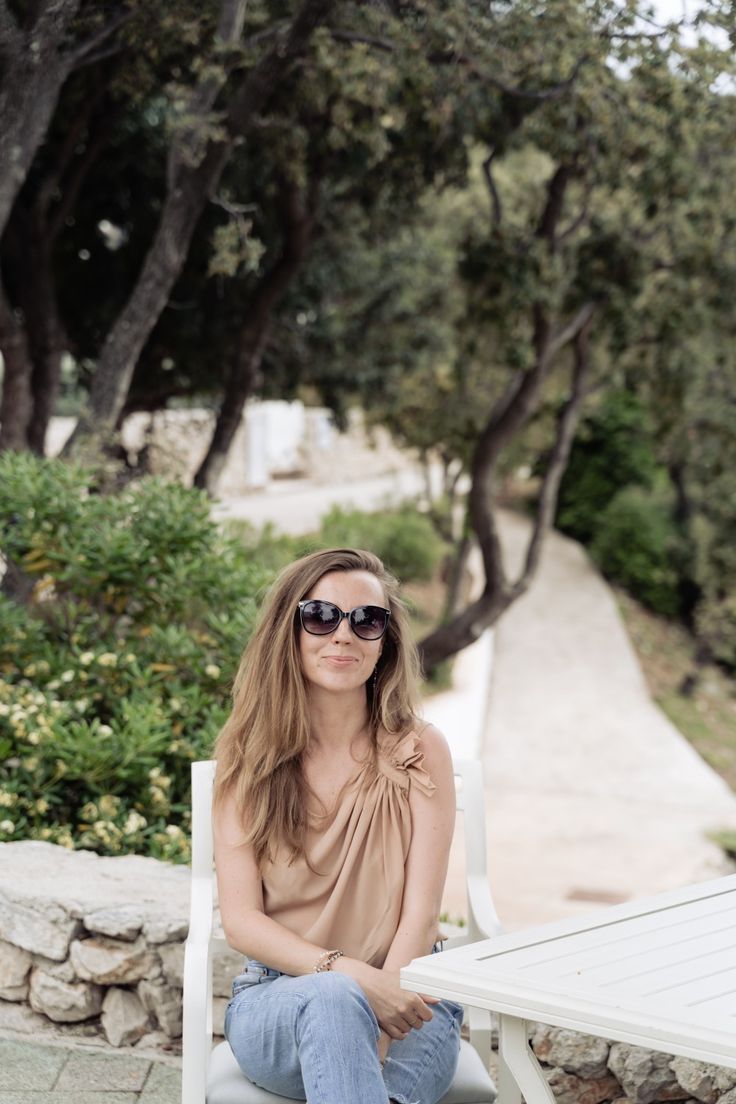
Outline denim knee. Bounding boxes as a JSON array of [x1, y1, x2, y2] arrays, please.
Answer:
[[307, 970, 361, 998], [299, 971, 378, 1034]]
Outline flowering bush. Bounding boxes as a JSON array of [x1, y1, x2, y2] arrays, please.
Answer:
[[0, 454, 272, 862]]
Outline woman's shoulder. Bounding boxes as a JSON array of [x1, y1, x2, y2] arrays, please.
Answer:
[[377, 720, 450, 760], [375, 721, 449, 797]]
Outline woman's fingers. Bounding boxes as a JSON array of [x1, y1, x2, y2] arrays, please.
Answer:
[[413, 998, 434, 1022], [354, 962, 436, 1037], [388, 996, 433, 1035]]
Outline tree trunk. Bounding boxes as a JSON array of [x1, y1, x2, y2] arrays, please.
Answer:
[[419, 586, 512, 673], [0, 3, 124, 449], [415, 157, 597, 676], [417, 312, 595, 675], [0, 0, 80, 239], [64, 0, 336, 460], [442, 530, 473, 621], [27, 303, 64, 455], [194, 178, 318, 494], [63, 154, 231, 456], [11, 211, 66, 455], [193, 332, 266, 495], [0, 278, 34, 451]]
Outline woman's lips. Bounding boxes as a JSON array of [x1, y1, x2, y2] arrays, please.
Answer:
[[323, 656, 358, 666]]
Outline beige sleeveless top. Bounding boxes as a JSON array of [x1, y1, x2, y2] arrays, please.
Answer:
[[261, 730, 436, 968]]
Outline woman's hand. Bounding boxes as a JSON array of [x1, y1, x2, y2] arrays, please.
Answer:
[[337, 958, 439, 1040], [377, 1030, 391, 1065]]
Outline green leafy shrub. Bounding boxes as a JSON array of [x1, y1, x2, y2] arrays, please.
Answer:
[[556, 391, 659, 544], [225, 520, 304, 575], [314, 504, 446, 583], [0, 454, 272, 861], [589, 485, 683, 617], [695, 593, 736, 671], [0, 458, 447, 860], [688, 485, 736, 671], [229, 504, 447, 585]]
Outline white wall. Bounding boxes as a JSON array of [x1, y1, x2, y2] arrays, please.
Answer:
[[46, 401, 409, 497]]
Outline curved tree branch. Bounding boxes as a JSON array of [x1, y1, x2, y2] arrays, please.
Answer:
[[482, 149, 503, 226], [66, 9, 134, 69], [511, 314, 594, 598]]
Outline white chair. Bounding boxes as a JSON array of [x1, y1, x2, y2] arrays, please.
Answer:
[[182, 758, 502, 1104]]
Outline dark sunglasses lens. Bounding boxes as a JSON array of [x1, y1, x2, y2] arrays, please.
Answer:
[[350, 605, 388, 639], [301, 600, 340, 635]]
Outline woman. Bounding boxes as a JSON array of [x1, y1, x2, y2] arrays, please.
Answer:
[[213, 547, 462, 1104]]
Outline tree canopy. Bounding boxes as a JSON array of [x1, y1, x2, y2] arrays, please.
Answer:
[[1, 0, 735, 670]]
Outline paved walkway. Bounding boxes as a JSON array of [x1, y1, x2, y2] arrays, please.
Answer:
[[210, 468, 431, 533], [480, 511, 736, 930], [0, 1037, 179, 1104]]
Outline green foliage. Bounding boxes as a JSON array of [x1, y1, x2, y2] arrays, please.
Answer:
[[709, 829, 736, 863], [0, 454, 272, 861], [0, 456, 446, 858], [695, 593, 736, 673], [5, 0, 736, 673], [231, 504, 447, 586], [314, 505, 446, 584], [589, 486, 683, 618], [556, 392, 660, 544], [673, 355, 736, 671]]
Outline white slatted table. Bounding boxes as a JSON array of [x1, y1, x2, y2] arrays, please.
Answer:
[[402, 875, 736, 1104]]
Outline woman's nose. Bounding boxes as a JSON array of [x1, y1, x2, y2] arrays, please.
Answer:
[[331, 614, 353, 642]]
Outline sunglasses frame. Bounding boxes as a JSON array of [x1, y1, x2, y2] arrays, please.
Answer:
[[297, 599, 391, 640]]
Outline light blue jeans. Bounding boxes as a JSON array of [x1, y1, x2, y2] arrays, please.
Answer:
[[224, 950, 464, 1104]]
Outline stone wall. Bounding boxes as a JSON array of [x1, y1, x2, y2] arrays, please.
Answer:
[[528, 1025, 736, 1104], [1, 840, 735, 1104], [0, 841, 240, 1053]]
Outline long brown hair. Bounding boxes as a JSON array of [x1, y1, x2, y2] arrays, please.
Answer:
[[213, 547, 421, 865]]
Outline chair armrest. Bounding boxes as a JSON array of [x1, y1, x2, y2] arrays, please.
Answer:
[[467, 874, 504, 942], [181, 876, 215, 1104]]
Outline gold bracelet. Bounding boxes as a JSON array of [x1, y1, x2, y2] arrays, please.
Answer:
[[314, 949, 344, 973]]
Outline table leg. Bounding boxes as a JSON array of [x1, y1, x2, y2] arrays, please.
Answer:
[[498, 1015, 556, 1104]]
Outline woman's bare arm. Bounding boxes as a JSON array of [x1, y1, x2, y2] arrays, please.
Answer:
[[214, 787, 331, 973], [374, 724, 456, 1057], [383, 723, 456, 971]]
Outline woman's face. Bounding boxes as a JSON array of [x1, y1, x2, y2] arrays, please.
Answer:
[[298, 569, 387, 696]]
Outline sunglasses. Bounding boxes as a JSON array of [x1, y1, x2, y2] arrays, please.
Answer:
[[297, 599, 391, 641]]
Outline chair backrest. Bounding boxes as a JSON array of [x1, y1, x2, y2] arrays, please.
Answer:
[[183, 756, 501, 1104]]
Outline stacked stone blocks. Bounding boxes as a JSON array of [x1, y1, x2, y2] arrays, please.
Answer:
[[0, 840, 240, 1050], [529, 1025, 736, 1104]]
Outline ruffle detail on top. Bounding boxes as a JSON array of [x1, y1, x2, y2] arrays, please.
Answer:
[[376, 730, 436, 797]]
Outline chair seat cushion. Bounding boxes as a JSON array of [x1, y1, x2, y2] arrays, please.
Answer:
[[207, 1038, 496, 1104], [439, 1038, 497, 1102], [208, 1041, 282, 1104]]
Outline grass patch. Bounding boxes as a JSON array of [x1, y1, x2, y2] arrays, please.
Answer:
[[616, 588, 736, 792]]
